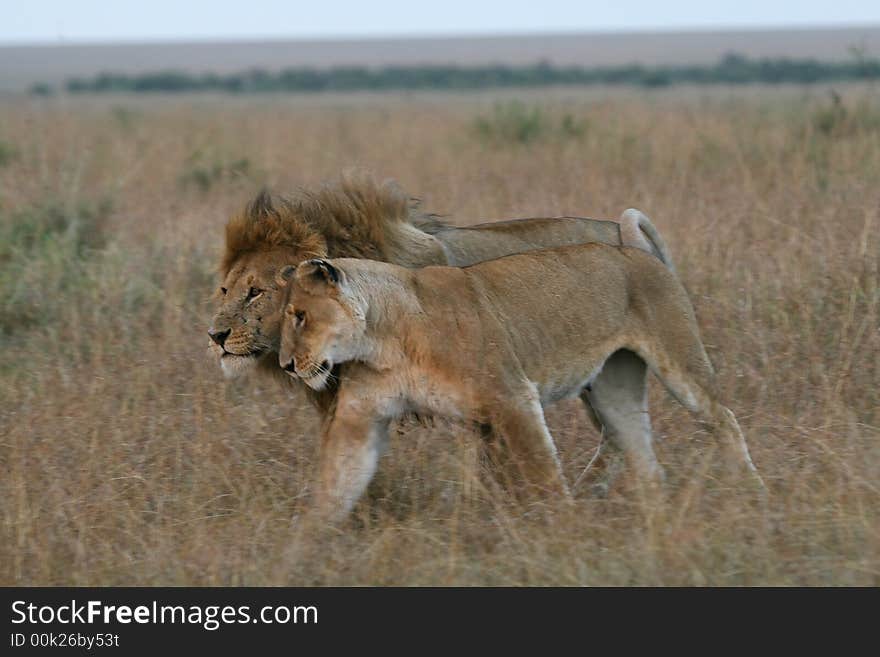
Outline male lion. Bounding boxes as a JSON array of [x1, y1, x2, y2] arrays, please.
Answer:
[[209, 174, 674, 481], [277, 250, 763, 520]]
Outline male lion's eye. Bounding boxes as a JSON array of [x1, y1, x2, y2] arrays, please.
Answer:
[[220, 287, 227, 296], [247, 287, 262, 300], [295, 310, 306, 326]]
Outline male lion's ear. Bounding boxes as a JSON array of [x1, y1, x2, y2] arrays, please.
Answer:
[[296, 259, 341, 289], [275, 264, 297, 287]]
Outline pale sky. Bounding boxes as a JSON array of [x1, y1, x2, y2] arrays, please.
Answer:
[[3, 0, 880, 43]]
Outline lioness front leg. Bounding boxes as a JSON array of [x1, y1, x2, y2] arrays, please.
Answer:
[[312, 407, 390, 522], [488, 386, 571, 501]]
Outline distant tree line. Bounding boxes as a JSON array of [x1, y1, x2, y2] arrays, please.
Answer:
[[34, 53, 880, 95]]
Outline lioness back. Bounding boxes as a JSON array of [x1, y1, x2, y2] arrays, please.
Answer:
[[413, 243, 686, 403]]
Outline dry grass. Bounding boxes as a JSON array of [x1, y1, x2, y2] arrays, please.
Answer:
[[0, 87, 878, 585]]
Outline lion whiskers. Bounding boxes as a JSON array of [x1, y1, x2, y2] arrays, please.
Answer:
[[298, 359, 336, 383]]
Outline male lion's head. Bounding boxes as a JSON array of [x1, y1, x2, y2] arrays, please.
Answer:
[[209, 191, 327, 378], [277, 259, 367, 391], [209, 174, 444, 383]]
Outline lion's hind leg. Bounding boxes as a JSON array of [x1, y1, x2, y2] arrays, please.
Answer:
[[579, 349, 664, 494]]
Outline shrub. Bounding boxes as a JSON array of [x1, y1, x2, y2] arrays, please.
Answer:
[[28, 83, 53, 96], [812, 92, 880, 138], [111, 106, 140, 131], [179, 151, 252, 191], [560, 113, 588, 138], [474, 103, 588, 145], [474, 102, 547, 145], [0, 199, 112, 336], [0, 140, 17, 168]]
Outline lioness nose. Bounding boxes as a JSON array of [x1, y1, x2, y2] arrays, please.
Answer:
[[281, 358, 296, 373], [209, 328, 231, 347]]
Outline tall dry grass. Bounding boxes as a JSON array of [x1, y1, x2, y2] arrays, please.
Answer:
[[0, 87, 877, 585]]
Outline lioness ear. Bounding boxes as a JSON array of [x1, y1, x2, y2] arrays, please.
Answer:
[[297, 259, 341, 288], [275, 264, 297, 287]]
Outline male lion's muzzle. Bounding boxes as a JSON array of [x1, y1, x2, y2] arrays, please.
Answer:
[[208, 328, 231, 348]]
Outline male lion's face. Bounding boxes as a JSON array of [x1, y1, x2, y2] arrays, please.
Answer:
[[208, 248, 305, 378], [278, 260, 365, 391]]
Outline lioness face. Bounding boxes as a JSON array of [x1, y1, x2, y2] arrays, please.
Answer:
[[278, 260, 365, 391], [208, 248, 303, 379]]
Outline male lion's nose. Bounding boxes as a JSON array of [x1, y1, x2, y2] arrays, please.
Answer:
[[209, 328, 231, 347], [281, 358, 297, 374]]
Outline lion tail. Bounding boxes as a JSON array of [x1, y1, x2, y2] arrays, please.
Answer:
[[619, 208, 677, 275]]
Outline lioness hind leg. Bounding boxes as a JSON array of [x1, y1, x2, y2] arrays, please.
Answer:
[[637, 338, 764, 489], [489, 387, 571, 500], [581, 349, 664, 489]]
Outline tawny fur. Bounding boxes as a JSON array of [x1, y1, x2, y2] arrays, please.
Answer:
[[278, 246, 764, 521], [209, 172, 676, 470]]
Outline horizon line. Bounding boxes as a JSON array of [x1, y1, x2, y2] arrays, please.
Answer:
[[3, 21, 880, 49]]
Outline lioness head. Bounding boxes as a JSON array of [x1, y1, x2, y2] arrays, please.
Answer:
[[209, 191, 327, 378], [278, 259, 367, 391]]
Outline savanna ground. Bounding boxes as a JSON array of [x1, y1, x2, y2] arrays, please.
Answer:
[[0, 86, 877, 585]]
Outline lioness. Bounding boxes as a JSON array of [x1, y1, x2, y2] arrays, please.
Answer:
[[209, 175, 675, 485], [277, 248, 764, 520]]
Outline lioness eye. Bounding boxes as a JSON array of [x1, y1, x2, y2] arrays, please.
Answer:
[[220, 287, 227, 295], [295, 310, 306, 325], [247, 287, 262, 300]]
